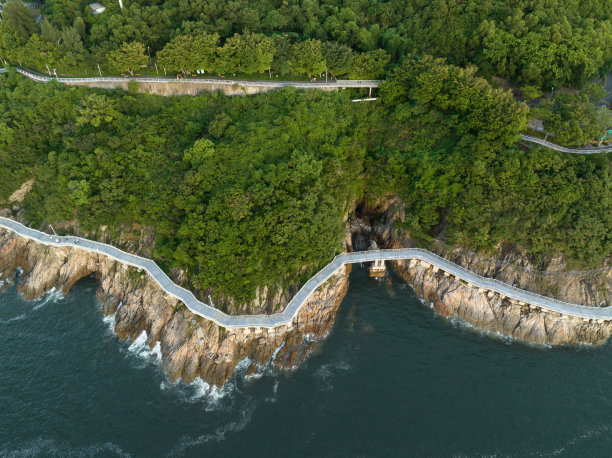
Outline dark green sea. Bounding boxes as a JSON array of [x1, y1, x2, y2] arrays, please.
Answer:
[[2, 266, 612, 457]]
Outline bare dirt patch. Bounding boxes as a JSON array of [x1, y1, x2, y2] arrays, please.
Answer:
[[9, 179, 34, 203]]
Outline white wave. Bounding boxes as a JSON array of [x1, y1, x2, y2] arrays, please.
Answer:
[[265, 379, 279, 403], [125, 331, 162, 369], [445, 314, 552, 349], [102, 312, 116, 334], [0, 437, 130, 458], [32, 287, 64, 310], [160, 376, 236, 412], [0, 313, 26, 325], [270, 341, 285, 363], [166, 402, 255, 457], [416, 296, 434, 309], [160, 357, 253, 412]]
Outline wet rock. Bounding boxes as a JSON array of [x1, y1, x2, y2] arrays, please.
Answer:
[[0, 228, 350, 388]]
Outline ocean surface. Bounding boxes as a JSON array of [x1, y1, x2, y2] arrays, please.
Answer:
[[2, 266, 612, 457]]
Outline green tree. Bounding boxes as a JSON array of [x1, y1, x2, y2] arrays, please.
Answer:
[[40, 17, 60, 43], [216, 31, 275, 74], [73, 16, 86, 40], [520, 85, 542, 100], [75, 94, 121, 128], [289, 39, 326, 77], [322, 41, 353, 78], [1, 0, 37, 41], [0, 23, 25, 63], [349, 49, 390, 79], [156, 33, 219, 74], [106, 42, 147, 75]]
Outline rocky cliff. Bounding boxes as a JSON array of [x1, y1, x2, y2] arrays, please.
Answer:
[[392, 259, 612, 345], [0, 227, 349, 387], [350, 197, 612, 345], [1, 194, 611, 389]]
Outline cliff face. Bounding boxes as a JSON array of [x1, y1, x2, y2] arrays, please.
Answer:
[[352, 198, 611, 307], [349, 197, 612, 345], [392, 259, 612, 345], [2, 193, 611, 389], [0, 228, 349, 387]]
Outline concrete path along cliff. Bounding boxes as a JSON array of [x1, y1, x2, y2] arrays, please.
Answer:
[[1, 217, 610, 329]]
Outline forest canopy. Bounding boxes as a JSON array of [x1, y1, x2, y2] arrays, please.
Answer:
[[2, 0, 612, 86], [0, 62, 609, 306]]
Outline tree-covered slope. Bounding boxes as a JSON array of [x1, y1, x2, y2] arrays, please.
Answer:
[[2, 0, 612, 86], [0, 61, 609, 308]]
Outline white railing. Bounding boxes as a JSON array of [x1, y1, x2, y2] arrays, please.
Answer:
[[520, 135, 612, 154], [13, 68, 380, 89], [0, 217, 609, 329]]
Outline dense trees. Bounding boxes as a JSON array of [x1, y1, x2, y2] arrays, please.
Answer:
[[106, 42, 148, 75], [2, 0, 612, 86], [369, 58, 610, 266], [156, 33, 219, 74], [535, 93, 612, 146], [1, 0, 37, 41], [0, 58, 609, 305]]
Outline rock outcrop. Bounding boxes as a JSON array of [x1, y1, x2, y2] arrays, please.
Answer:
[[350, 196, 611, 346], [1, 194, 611, 389], [352, 197, 611, 307], [392, 259, 612, 345], [0, 228, 349, 387]]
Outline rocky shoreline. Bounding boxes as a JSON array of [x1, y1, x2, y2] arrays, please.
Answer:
[[0, 227, 350, 387], [0, 216, 611, 388]]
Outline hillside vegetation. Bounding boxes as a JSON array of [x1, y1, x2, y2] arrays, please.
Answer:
[[1, 0, 612, 86], [1, 60, 609, 305]]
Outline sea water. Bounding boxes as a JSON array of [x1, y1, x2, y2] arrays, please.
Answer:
[[1, 267, 612, 457]]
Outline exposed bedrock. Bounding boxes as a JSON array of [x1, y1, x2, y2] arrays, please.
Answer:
[[1, 193, 611, 389], [349, 196, 611, 345], [0, 228, 348, 387], [392, 259, 612, 345], [351, 197, 611, 307]]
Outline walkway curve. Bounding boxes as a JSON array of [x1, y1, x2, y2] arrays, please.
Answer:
[[12, 68, 379, 89], [520, 135, 612, 154], [0, 217, 609, 329]]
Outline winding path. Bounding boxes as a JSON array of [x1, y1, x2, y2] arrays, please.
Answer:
[[520, 135, 612, 154], [0, 217, 609, 329]]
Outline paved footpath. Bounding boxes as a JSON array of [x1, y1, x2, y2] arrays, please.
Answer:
[[520, 135, 612, 154], [13, 68, 379, 89], [0, 217, 609, 328]]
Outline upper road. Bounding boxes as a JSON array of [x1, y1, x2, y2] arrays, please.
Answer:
[[3, 68, 609, 154], [13, 67, 380, 89], [0, 217, 609, 329]]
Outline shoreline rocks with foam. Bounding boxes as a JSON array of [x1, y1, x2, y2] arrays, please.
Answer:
[[0, 227, 350, 387]]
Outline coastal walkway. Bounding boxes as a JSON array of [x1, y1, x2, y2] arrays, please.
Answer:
[[519, 135, 612, 154], [1, 217, 610, 329], [12, 68, 380, 90]]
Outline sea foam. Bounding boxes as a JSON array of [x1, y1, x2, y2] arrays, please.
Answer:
[[32, 287, 64, 311]]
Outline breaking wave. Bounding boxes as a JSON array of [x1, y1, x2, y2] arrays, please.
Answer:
[[0, 437, 130, 458], [32, 287, 64, 311], [124, 330, 162, 369], [0, 313, 26, 325]]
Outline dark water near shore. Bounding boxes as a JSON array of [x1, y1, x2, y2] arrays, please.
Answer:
[[2, 267, 612, 457]]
